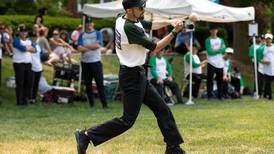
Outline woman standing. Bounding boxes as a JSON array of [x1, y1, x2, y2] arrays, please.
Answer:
[[13, 24, 36, 105]]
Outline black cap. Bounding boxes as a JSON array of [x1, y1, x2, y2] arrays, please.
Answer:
[[122, 0, 146, 10], [18, 24, 27, 32]]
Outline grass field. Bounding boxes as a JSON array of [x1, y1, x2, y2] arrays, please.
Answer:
[[0, 56, 273, 154], [0, 97, 274, 154]]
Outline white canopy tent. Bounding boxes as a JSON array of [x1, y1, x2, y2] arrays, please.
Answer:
[[83, 0, 255, 29]]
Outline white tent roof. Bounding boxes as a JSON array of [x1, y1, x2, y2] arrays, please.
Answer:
[[83, 0, 255, 29], [189, 0, 254, 23], [83, 0, 192, 18]]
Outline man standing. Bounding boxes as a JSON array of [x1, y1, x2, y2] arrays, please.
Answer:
[[205, 25, 226, 99], [261, 33, 274, 100], [13, 24, 36, 105], [248, 36, 265, 97], [74, 0, 185, 153], [77, 17, 108, 108]]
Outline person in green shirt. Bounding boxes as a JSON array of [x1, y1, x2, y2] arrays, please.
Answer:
[[183, 43, 207, 98], [222, 48, 233, 98], [149, 48, 184, 104], [248, 36, 265, 97], [205, 25, 226, 100], [231, 67, 245, 97]]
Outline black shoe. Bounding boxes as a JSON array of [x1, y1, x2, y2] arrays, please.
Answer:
[[165, 145, 186, 154], [75, 129, 90, 154]]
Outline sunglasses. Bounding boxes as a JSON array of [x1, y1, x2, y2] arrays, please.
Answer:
[[53, 33, 59, 35]]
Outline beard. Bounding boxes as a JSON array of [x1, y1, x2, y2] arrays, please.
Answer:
[[138, 15, 144, 20]]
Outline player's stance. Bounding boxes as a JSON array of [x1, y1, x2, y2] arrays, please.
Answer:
[[75, 0, 186, 153]]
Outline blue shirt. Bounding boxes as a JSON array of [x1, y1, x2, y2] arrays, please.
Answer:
[[78, 30, 103, 63]]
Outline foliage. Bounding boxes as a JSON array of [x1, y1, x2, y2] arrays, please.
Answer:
[[222, 0, 273, 33], [0, 15, 114, 34]]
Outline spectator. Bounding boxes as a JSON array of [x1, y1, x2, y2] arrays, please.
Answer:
[[0, 25, 4, 86], [261, 33, 274, 100], [222, 48, 234, 98], [71, 24, 82, 49], [0, 24, 13, 57], [48, 29, 72, 65], [205, 25, 226, 100], [60, 30, 69, 43], [248, 36, 265, 97], [13, 24, 36, 105], [60, 30, 76, 52], [100, 27, 114, 54], [149, 47, 184, 104], [34, 7, 49, 37], [183, 43, 207, 98], [77, 17, 108, 108], [175, 29, 200, 55], [29, 30, 43, 103], [37, 27, 52, 62]]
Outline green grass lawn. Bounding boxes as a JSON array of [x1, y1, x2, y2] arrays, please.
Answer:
[[0, 56, 274, 154], [0, 98, 274, 154]]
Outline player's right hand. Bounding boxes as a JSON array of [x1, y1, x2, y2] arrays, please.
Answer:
[[172, 20, 184, 32]]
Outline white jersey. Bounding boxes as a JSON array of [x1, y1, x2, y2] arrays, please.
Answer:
[[13, 38, 32, 63], [184, 52, 202, 78], [115, 14, 156, 67], [207, 38, 225, 68], [31, 44, 43, 72], [263, 45, 274, 76]]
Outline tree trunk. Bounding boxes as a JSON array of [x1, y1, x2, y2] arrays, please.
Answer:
[[67, 0, 78, 16], [232, 22, 250, 63]]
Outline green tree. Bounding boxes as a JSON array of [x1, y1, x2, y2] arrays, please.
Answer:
[[13, 0, 37, 14]]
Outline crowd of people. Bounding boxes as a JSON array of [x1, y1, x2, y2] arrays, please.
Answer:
[[249, 33, 274, 100], [0, 11, 113, 107], [0, 12, 273, 107]]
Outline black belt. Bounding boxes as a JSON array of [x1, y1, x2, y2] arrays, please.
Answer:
[[120, 64, 150, 69]]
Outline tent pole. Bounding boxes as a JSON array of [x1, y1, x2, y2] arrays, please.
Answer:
[[186, 31, 194, 105], [253, 34, 259, 99], [78, 15, 86, 93]]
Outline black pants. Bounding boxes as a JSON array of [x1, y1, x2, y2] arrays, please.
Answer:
[[30, 71, 42, 100], [86, 65, 183, 146], [231, 77, 241, 94], [252, 64, 265, 96], [258, 71, 265, 96], [150, 78, 183, 104], [184, 73, 203, 98], [81, 61, 107, 107], [207, 63, 223, 99], [222, 80, 229, 97], [13, 63, 32, 105], [264, 74, 274, 100]]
